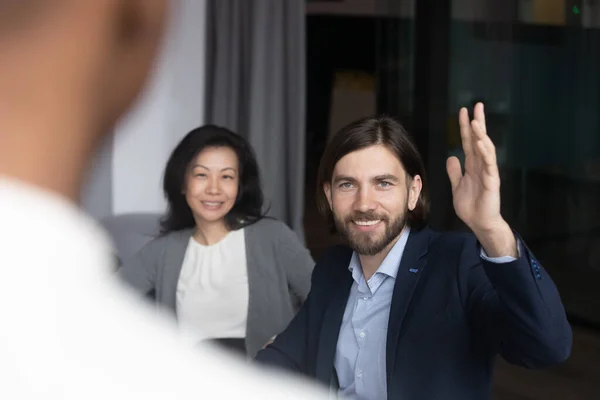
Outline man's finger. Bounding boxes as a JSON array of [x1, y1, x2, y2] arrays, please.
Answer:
[[471, 120, 495, 163], [458, 107, 473, 156], [473, 102, 486, 135], [446, 156, 462, 191], [475, 140, 500, 181]]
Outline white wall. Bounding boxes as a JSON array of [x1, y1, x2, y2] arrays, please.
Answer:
[[109, 0, 207, 216]]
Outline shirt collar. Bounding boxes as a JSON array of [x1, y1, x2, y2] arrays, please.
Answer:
[[348, 226, 411, 283]]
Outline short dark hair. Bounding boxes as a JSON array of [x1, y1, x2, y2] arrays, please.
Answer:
[[316, 115, 429, 232], [0, 1, 46, 33], [160, 125, 266, 234]]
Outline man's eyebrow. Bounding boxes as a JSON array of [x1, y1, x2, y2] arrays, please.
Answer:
[[373, 174, 399, 182], [333, 175, 356, 184]]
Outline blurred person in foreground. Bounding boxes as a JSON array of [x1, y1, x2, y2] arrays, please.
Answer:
[[0, 1, 326, 399], [256, 105, 572, 399]]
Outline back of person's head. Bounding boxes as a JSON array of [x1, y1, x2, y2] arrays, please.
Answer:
[[316, 115, 429, 232], [0, 0, 170, 199], [161, 125, 266, 234], [0, 0, 169, 141]]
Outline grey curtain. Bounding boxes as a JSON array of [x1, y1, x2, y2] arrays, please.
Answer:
[[204, 0, 307, 242]]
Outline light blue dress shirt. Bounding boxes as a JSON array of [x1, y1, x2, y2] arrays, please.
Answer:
[[333, 228, 519, 400]]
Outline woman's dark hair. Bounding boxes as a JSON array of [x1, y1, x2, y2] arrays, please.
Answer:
[[160, 125, 266, 234], [316, 115, 429, 232]]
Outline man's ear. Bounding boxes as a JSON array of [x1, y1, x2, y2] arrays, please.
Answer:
[[407, 175, 422, 211]]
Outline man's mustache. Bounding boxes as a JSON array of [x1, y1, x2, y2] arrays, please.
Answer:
[[345, 211, 387, 223]]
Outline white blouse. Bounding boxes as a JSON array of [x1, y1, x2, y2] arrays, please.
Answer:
[[176, 228, 249, 344]]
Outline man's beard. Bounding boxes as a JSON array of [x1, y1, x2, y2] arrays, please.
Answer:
[[333, 208, 407, 256]]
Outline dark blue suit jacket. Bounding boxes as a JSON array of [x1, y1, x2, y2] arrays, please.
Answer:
[[256, 227, 572, 399]]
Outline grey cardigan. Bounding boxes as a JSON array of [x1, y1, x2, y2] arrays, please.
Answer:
[[117, 218, 314, 357]]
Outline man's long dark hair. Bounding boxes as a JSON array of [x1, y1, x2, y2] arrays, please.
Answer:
[[316, 115, 429, 233], [160, 125, 266, 234]]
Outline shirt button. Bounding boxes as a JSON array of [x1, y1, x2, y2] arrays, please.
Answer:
[[363, 297, 368, 300], [356, 370, 363, 378], [359, 331, 366, 338]]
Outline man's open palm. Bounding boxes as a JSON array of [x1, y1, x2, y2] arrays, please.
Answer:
[[446, 103, 502, 232]]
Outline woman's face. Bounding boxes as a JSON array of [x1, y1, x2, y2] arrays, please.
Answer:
[[183, 146, 239, 225]]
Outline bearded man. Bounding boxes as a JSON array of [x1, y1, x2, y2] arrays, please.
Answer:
[[256, 104, 571, 400]]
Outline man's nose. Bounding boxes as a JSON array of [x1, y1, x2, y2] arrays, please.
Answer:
[[354, 186, 376, 213]]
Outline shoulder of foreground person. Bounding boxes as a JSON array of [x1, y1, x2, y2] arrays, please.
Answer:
[[109, 282, 330, 399], [1, 265, 330, 399]]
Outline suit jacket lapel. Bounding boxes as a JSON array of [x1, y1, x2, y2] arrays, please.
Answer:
[[315, 250, 354, 384], [385, 227, 431, 386]]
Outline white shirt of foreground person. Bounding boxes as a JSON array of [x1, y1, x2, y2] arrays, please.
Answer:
[[0, 177, 326, 400]]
